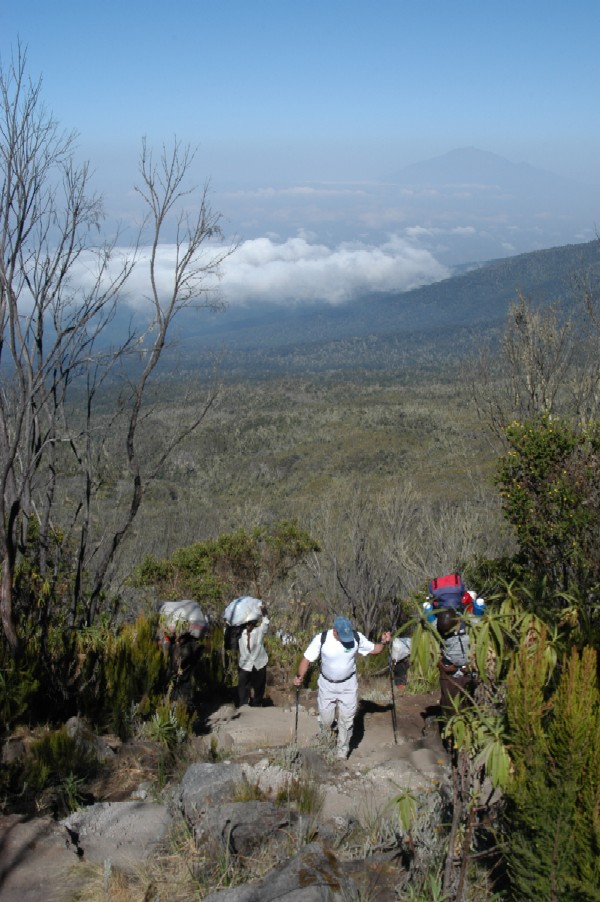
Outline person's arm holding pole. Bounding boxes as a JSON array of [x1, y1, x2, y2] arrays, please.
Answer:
[[293, 656, 311, 686], [369, 631, 392, 655]]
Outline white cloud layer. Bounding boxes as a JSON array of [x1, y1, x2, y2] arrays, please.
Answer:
[[219, 234, 449, 305], [225, 185, 368, 198], [64, 234, 449, 314]]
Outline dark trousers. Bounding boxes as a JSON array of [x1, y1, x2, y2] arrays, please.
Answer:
[[238, 665, 267, 706], [438, 660, 473, 716], [393, 658, 409, 687]]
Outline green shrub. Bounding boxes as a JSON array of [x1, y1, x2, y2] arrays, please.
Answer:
[[131, 520, 320, 619], [504, 644, 600, 900], [138, 699, 193, 748], [0, 651, 39, 733], [496, 416, 600, 639], [77, 615, 169, 737], [21, 725, 101, 814]]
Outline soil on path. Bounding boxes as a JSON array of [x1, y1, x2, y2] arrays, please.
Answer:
[[209, 687, 446, 819], [0, 687, 445, 901]]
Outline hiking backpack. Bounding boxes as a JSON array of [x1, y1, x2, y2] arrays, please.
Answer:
[[429, 573, 469, 611]]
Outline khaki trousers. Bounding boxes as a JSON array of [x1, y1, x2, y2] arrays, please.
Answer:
[[317, 674, 358, 757]]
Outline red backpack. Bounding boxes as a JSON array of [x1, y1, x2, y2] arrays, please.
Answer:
[[429, 573, 472, 612]]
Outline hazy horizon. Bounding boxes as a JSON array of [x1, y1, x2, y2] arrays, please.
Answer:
[[3, 1, 599, 307]]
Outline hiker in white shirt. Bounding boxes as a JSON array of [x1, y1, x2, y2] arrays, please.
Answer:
[[294, 615, 391, 759], [238, 603, 269, 707]]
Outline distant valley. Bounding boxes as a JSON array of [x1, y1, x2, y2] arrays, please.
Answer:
[[156, 238, 600, 379]]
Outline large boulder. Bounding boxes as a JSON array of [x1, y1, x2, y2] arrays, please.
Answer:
[[62, 800, 173, 871], [175, 762, 243, 826], [65, 716, 115, 763], [196, 800, 292, 857], [203, 841, 359, 901]]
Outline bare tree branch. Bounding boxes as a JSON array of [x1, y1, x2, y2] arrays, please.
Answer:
[[1, 48, 235, 651]]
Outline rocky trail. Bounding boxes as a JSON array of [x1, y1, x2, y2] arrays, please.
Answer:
[[0, 687, 446, 900]]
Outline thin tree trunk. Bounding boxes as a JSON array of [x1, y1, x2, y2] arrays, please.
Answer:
[[1, 548, 19, 655]]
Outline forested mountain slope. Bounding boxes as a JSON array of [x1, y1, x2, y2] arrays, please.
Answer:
[[161, 239, 600, 378]]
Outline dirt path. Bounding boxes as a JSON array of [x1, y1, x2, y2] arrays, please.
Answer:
[[207, 687, 446, 819], [0, 688, 445, 900]]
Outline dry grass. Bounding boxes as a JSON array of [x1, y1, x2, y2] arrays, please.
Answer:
[[69, 821, 238, 901], [69, 797, 316, 901]]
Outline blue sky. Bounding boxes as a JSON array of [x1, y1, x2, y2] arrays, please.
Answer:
[[2, 1, 600, 305]]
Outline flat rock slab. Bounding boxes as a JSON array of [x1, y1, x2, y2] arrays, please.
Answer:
[[62, 800, 174, 871], [0, 690, 446, 900], [208, 701, 320, 750], [0, 814, 83, 902], [205, 694, 447, 822]]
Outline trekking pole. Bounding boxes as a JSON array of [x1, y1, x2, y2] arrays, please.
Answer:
[[294, 685, 300, 744], [388, 646, 398, 745]]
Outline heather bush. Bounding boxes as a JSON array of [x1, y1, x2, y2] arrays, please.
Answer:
[[504, 644, 600, 901], [496, 416, 600, 643]]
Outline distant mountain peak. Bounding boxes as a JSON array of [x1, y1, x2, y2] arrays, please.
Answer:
[[386, 146, 566, 187]]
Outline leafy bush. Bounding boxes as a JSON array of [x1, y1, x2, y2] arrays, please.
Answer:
[[21, 726, 101, 814], [496, 416, 600, 640], [131, 520, 320, 617], [138, 699, 193, 748], [0, 651, 39, 733], [76, 615, 169, 737]]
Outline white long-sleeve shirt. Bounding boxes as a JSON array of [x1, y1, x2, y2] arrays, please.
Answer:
[[238, 616, 269, 671]]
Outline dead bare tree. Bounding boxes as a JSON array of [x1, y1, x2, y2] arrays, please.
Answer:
[[470, 249, 600, 439], [470, 292, 574, 440], [0, 47, 134, 652], [306, 476, 508, 636], [83, 137, 233, 624], [0, 47, 233, 654], [311, 481, 435, 635]]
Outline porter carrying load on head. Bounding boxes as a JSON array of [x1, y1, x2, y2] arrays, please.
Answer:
[[391, 636, 412, 688], [158, 599, 209, 644], [157, 600, 209, 703], [223, 595, 264, 650], [234, 599, 270, 707]]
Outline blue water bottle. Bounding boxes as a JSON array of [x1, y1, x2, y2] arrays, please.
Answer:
[[422, 600, 436, 622]]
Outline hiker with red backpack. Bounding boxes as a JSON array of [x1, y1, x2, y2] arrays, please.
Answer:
[[427, 572, 486, 618], [427, 573, 483, 718], [436, 608, 473, 716], [428, 572, 473, 614], [293, 616, 391, 760]]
